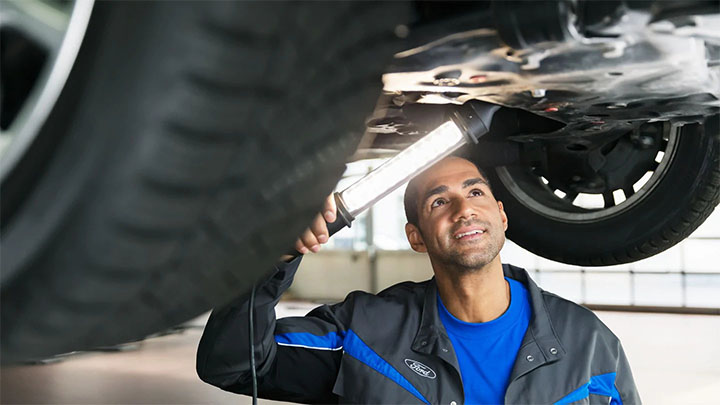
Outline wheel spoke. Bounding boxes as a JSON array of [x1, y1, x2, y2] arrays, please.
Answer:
[[623, 186, 635, 199], [0, 0, 70, 51]]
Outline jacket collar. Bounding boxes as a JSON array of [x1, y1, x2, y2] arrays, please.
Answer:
[[412, 263, 566, 378], [412, 279, 459, 367], [502, 263, 566, 380]]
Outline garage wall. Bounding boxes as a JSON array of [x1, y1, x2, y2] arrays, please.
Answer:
[[288, 251, 370, 301], [375, 250, 434, 289], [289, 229, 720, 308], [288, 250, 434, 300]]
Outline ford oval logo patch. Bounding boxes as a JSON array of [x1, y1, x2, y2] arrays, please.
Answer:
[[404, 359, 437, 379]]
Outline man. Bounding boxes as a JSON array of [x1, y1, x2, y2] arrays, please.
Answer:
[[197, 156, 640, 404]]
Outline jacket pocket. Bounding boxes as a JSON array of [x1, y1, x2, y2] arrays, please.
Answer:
[[332, 353, 428, 404], [559, 393, 614, 405]]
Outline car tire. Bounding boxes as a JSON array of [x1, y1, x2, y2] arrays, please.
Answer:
[[1, 1, 410, 361], [486, 116, 720, 266]]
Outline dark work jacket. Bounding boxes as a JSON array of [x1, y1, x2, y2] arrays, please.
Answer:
[[197, 257, 641, 404]]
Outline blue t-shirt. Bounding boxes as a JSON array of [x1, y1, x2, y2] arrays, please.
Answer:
[[438, 277, 531, 405]]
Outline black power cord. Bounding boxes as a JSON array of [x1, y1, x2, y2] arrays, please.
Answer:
[[248, 283, 258, 405]]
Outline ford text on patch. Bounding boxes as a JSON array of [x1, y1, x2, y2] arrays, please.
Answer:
[[404, 359, 437, 379]]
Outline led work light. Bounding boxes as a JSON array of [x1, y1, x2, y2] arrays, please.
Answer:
[[324, 101, 501, 237]]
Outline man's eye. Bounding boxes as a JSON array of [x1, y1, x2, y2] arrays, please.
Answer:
[[470, 189, 484, 197], [431, 198, 446, 208]]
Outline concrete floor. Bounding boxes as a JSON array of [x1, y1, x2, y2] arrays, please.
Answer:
[[2, 303, 719, 404], [594, 311, 720, 404]]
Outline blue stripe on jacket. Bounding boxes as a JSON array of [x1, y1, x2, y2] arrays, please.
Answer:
[[554, 372, 623, 405], [274, 331, 344, 350], [274, 330, 429, 404]]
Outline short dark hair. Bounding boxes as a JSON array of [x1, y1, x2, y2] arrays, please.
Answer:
[[403, 158, 492, 227]]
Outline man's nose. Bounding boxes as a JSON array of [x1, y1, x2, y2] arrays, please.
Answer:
[[452, 198, 477, 222]]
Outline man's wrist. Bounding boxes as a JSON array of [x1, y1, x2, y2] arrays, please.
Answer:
[[270, 255, 303, 288]]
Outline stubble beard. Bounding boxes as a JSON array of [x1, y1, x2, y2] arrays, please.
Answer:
[[431, 225, 505, 274]]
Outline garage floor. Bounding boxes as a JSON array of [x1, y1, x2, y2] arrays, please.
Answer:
[[2, 303, 719, 404]]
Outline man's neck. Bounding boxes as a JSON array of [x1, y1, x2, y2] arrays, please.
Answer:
[[434, 256, 509, 323]]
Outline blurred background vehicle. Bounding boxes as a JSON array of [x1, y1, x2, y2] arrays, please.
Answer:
[[1, 0, 718, 362]]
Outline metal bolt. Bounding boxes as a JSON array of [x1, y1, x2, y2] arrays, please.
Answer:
[[421, 341, 427, 346], [526, 355, 534, 362], [550, 347, 558, 355], [433, 78, 460, 86], [394, 24, 409, 38], [638, 135, 654, 147], [451, 401, 457, 405], [531, 89, 546, 98]]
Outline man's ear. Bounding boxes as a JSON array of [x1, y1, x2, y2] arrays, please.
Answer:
[[497, 201, 508, 231], [405, 223, 427, 253]]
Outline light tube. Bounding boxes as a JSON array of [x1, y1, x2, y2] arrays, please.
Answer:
[[339, 120, 467, 217]]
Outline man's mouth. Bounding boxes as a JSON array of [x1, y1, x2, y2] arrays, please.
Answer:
[[454, 229, 485, 240]]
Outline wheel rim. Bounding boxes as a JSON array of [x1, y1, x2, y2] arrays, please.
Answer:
[[0, 0, 95, 181], [496, 122, 681, 223]]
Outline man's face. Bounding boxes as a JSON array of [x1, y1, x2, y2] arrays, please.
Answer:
[[405, 157, 508, 272]]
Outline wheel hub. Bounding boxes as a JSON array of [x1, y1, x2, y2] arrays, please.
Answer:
[[498, 121, 679, 221]]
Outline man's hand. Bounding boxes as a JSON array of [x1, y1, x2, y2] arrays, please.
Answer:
[[279, 194, 337, 262]]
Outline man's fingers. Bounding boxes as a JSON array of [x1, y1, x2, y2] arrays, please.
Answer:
[[294, 239, 309, 255], [292, 195, 337, 255], [299, 228, 320, 253], [323, 194, 337, 223], [310, 213, 329, 244]]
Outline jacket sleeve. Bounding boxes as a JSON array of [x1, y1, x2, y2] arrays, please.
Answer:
[[196, 256, 344, 404], [615, 340, 641, 404]]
